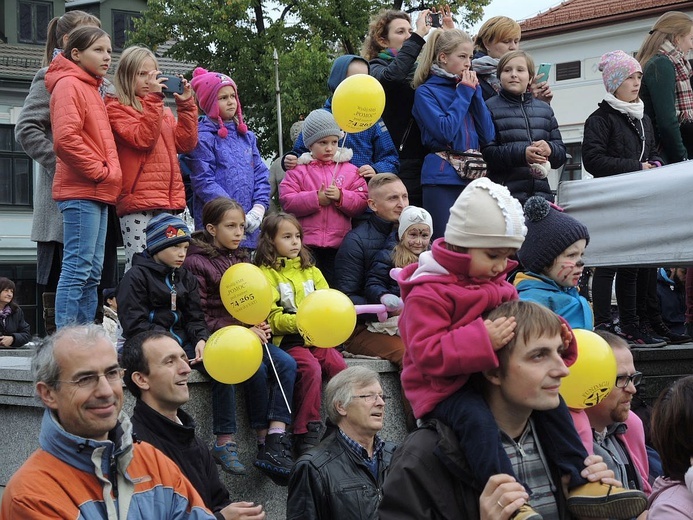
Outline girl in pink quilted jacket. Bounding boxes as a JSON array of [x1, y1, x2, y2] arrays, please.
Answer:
[[279, 109, 368, 286]]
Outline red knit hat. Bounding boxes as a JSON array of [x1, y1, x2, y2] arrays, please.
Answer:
[[190, 67, 247, 138]]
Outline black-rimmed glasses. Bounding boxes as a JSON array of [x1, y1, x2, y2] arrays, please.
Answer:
[[615, 372, 642, 389]]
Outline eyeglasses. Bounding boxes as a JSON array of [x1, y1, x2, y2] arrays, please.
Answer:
[[354, 393, 388, 404], [615, 372, 643, 389], [58, 368, 125, 389]]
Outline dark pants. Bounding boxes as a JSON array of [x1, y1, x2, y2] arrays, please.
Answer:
[[431, 385, 588, 491], [636, 268, 662, 325], [423, 184, 467, 241], [310, 247, 338, 288], [592, 266, 638, 326]]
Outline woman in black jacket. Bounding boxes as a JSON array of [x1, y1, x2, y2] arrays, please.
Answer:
[[482, 50, 566, 205], [0, 277, 31, 348], [582, 50, 687, 347]]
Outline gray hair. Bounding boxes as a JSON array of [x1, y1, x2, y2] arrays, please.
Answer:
[[325, 366, 381, 425], [32, 325, 111, 399]]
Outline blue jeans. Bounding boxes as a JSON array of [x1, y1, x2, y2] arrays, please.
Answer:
[[55, 200, 108, 328], [195, 343, 297, 434]]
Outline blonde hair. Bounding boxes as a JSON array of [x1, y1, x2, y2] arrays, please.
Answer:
[[637, 11, 693, 68], [362, 9, 411, 61], [413, 29, 473, 88], [497, 50, 536, 84], [474, 16, 521, 55], [114, 45, 159, 112]]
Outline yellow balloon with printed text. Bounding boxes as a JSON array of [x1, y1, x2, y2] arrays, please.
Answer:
[[332, 74, 386, 133], [220, 263, 272, 325], [560, 329, 617, 409], [296, 289, 356, 348], [203, 326, 263, 384]]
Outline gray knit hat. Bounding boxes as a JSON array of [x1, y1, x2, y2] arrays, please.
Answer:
[[145, 213, 191, 256], [517, 196, 590, 274], [444, 178, 526, 249], [302, 109, 342, 148]]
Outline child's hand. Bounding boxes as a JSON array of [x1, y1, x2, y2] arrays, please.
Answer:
[[458, 70, 478, 89], [250, 322, 272, 344], [318, 184, 332, 206], [358, 164, 377, 179], [525, 144, 548, 164], [190, 339, 206, 365], [325, 182, 342, 202], [532, 140, 551, 157], [175, 76, 193, 101], [484, 317, 516, 351], [148, 70, 164, 94], [380, 294, 404, 315], [284, 155, 298, 170]]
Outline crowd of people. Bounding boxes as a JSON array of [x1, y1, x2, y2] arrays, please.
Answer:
[[4, 5, 693, 520]]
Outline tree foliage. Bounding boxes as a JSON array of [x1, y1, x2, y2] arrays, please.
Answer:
[[129, 0, 490, 157]]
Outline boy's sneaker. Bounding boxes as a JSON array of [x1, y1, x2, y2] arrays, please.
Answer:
[[618, 323, 667, 348], [648, 320, 691, 345], [511, 504, 542, 519], [294, 421, 324, 457], [254, 433, 293, 486], [566, 482, 647, 518], [212, 441, 246, 475]]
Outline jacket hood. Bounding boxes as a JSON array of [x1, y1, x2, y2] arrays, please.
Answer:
[[514, 271, 567, 293], [649, 476, 687, 504], [45, 53, 102, 93], [39, 408, 132, 476], [297, 147, 353, 165], [398, 238, 517, 300], [327, 55, 370, 93]]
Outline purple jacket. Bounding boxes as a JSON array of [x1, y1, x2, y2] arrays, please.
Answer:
[[182, 117, 270, 248]]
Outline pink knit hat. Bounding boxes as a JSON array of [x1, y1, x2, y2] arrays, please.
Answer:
[[190, 67, 247, 138], [598, 51, 642, 95]]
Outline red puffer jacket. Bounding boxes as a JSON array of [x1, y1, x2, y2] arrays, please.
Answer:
[[106, 93, 198, 217], [45, 53, 121, 203]]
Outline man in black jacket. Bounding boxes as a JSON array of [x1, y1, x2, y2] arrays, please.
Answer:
[[121, 330, 265, 520], [286, 366, 396, 520]]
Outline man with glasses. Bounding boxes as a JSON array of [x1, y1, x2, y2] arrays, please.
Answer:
[[286, 366, 396, 520], [0, 325, 216, 519], [582, 330, 652, 498]]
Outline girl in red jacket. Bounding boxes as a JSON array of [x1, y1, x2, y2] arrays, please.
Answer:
[[45, 26, 122, 329], [107, 46, 198, 271], [279, 109, 368, 286]]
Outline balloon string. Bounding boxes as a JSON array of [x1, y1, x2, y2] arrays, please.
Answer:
[[264, 342, 292, 414], [331, 132, 348, 184]]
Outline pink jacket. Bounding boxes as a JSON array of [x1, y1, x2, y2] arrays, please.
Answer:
[[279, 150, 367, 249], [398, 238, 578, 418], [571, 409, 652, 494]]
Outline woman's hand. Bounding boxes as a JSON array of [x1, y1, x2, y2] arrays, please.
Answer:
[[414, 9, 431, 37], [438, 4, 455, 30], [531, 77, 553, 104]]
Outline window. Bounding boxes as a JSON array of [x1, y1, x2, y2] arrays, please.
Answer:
[[556, 61, 581, 81], [0, 126, 32, 207], [562, 144, 583, 182], [18, 0, 53, 44], [112, 10, 141, 51]]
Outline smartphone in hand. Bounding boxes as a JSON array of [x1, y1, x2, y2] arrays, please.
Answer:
[[536, 63, 552, 83], [156, 74, 184, 96]]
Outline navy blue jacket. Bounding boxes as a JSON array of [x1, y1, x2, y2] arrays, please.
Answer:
[[483, 90, 565, 204], [364, 231, 400, 303]]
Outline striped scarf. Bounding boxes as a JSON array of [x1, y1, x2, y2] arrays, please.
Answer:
[[660, 40, 693, 123]]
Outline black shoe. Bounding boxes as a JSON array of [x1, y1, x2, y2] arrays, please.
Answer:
[[254, 433, 293, 486], [619, 323, 667, 348], [294, 421, 324, 457], [649, 320, 692, 345], [640, 322, 670, 345], [687, 322, 693, 340]]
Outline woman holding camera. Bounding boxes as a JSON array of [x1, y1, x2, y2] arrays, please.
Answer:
[[362, 7, 453, 206], [106, 45, 198, 270]]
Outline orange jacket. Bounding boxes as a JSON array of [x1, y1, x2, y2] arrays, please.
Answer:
[[45, 53, 122, 204], [106, 93, 198, 217]]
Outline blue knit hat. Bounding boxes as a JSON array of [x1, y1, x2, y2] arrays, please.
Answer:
[[145, 214, 191, 256]]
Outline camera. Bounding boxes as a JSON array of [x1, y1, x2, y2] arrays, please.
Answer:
[[156, 74, 185, 96], [426, 12, 443, 28]]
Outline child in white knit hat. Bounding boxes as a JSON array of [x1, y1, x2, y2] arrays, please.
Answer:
[[365, 205, 433, 336], [279, 109, 368, 286], [398, 177, 644, 519]]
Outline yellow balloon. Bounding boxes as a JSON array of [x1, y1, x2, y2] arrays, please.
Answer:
[[560, 329, 618, 409], [220, 263, 273, 325], [332, 74, 386, 133], [296, 289, 356, 348], [203, 326, 263, 384]]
